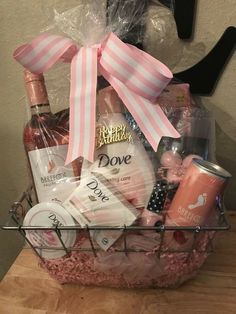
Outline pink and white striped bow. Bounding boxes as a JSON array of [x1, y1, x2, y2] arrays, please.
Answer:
[[14, 32, 180, 164]]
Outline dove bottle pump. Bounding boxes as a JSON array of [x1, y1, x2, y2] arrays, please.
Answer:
[[82, 86, 155, 209], [23, 70, 79, 203]]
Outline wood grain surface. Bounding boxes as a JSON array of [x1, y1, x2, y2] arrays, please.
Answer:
[[0, 212, 236, 314]]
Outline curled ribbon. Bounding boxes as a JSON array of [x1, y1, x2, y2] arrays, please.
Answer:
[[14, 33, 180, 164]]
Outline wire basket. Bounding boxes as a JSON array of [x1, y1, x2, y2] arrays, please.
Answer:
[[1, 186, 230, 288]]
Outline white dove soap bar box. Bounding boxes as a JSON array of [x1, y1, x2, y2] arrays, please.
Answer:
[[63, 172, 139, 227], [63, 172, 139, 249]]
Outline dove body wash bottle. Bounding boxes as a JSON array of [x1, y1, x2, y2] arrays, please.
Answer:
[[82, 86, 155, 209]]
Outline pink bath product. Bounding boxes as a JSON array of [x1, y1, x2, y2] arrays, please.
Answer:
[[166, 155, 202, 183], [139, 209, 163, 237], [140, 209, 163, 227], [166, 167, 185, 184], [141, 209, 162, 224], [182, 154, 203, 168], [82, 86, 155, 209], [160, 150, 182, 168], [156, 83, 192, 111]]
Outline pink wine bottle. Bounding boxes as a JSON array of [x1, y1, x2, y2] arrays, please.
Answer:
[[23, 70, 80, 203]]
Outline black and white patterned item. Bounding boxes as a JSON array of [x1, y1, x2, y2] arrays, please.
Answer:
[[140, 181, 178, 230], [147, 180, 169, 213], [147, 180, 177, 213]]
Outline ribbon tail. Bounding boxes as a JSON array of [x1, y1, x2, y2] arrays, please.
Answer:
[[13, 33, 77, 74], [65, 47, 98, 165], [99, 66, 180, 151]]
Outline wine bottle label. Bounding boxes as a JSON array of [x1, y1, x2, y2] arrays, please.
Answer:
[[28, 145, 78, 203], [96, 124, 133, 149]]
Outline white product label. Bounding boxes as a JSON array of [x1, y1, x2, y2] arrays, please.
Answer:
[[63, 173, 137, 227], [83, 153, 146, 209], [82, 134, 155, 209], [28, 145, 77, 203], [23, 202, 76, 260]]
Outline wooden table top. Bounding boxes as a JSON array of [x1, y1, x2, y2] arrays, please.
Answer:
[[0, 212, 236, 314]]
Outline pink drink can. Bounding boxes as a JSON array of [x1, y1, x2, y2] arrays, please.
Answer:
[[167, 159, 231, 226]]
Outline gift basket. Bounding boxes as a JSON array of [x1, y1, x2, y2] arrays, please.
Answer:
[[1, 1, 232, 288]]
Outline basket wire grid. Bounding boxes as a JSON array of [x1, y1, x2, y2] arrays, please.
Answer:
[[1, 186, 230, 264]]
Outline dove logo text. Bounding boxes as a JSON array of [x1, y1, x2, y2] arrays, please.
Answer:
[[86, 179, 110, 202], [97, 153, 132, 168], [48, 213, 63, 227]]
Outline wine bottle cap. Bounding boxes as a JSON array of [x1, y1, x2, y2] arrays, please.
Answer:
[[24, 70, 49, 106], [98, 86, 124, 114], [24, 70, 44, 83]]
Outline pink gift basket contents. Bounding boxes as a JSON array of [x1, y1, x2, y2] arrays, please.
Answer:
[[2, 1, 232, 289], [4, 184, 229, 288]]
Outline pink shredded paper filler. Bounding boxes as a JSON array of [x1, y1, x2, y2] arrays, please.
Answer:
[[39, 232, 211, 288]]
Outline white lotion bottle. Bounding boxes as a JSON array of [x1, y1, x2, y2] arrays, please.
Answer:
[[82, 86, 155, 209]]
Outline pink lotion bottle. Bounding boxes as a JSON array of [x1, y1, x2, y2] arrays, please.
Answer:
[[82, 86, 155, 209]]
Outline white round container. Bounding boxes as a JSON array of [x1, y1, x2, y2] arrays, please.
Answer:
[[23, 202, 76, 259]]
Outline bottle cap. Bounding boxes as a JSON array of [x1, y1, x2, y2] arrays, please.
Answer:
[[24, 70, 49, 106], [23, 202, 76, 260], [24, 70, 44, 83], [98, 86, 123, 114]]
